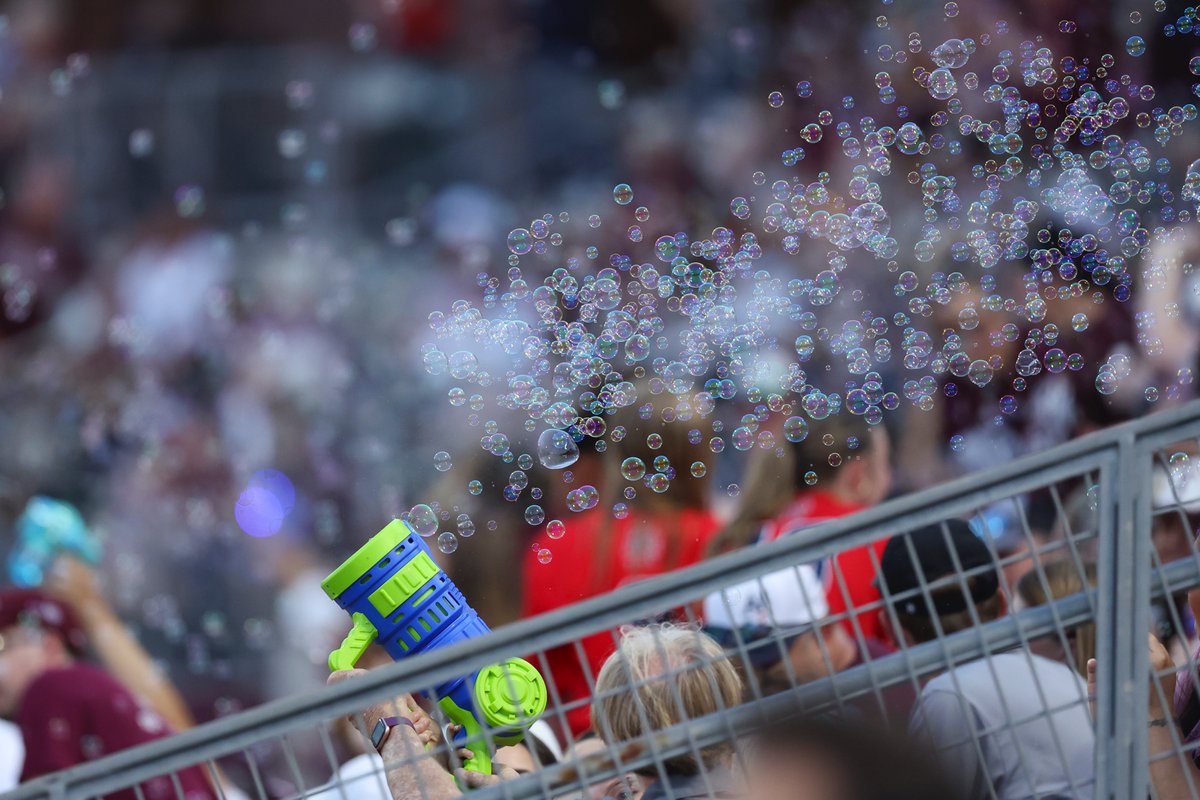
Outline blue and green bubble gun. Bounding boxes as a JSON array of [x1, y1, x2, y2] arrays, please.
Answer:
[[322, 519, 548, 775]]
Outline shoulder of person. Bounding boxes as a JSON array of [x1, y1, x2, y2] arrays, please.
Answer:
[[25, 663, 121, 701], [920, 658, 995, 696]]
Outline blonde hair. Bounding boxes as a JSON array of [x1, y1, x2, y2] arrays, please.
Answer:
[[590, 623, 743, 775], [1016, 560, 1097, 678]]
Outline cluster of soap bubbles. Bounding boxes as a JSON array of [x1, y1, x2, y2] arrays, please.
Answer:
[[408, 6, 1200, 556]]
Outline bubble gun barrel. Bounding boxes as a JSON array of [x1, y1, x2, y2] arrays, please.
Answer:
[[322, 520, 547, 776]]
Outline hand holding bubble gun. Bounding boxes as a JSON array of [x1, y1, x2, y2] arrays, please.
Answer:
[[323, 519, 548, 776]]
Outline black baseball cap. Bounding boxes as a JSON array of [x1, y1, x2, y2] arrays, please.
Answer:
[[878, 520, 1000, 617]]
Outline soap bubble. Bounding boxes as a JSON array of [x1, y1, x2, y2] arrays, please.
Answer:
[[546, 519, 566, 539], [507, 228, 533, 255], [433, 451, 452, 472], [448, 351, 478, 380], [783, 416, 809, 443], [414, 10, 1195, 523], [931, 38, 970, 68], [277, 129, 306, 159], [467, 480, 483, 496], [537, 429, 580, 469], [408, 504, 438, 538], [566, 485, 600, 512], [456, 514, 475, 537], [437, 532, 458, 554], [175, 185, 205, 218], [524, 505, 545, 526], [768, 91, 784, 108], [621, 457, 647, 481], [927, 68, 957, 100], [536, 548, 553, 565], [129, 129, 154, 157], [1126, 36, 1146, 57]]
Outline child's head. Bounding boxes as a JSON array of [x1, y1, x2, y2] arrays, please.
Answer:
[[878, 519, 1004, 647]]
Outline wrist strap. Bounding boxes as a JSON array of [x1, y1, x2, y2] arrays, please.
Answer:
[[371, 716, 415, 752]]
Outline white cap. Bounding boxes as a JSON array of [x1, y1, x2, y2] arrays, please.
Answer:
[[525, 719, 565, 764], [1153, 459, 1200, 512], [703, 563, 828, 629]]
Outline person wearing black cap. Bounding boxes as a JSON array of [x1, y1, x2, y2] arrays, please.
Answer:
[[877, 521, 1095, 800]]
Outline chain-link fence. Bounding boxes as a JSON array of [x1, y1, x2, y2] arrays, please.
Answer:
[[7, 401, 1200, 800]]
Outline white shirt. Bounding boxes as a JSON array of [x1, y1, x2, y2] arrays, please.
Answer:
[[0, 719, 24, 791], [302, 754, 390, 800], [910, 652, 1095, 800]]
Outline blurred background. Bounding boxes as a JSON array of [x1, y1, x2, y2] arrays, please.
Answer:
[[0, 0, 1191, 733]]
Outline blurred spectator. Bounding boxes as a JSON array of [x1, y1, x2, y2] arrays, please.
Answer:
[[1165, 574, 1200, 772], [0, 588, 216, 799], [744, 715, 964, 800], [707, 415, 892, 646], [1014, 560, 1097, 679], [523, 402, 720, 741], [41, 557, 197, 731], [590, 623, 742, 800], [879, 521, 1095, 800], [1098, 635, 1199, 800]]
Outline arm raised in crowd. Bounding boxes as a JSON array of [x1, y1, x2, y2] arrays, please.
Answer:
[[43, 556, 197, 732]]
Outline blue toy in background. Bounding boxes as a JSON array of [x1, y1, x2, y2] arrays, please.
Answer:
[[323, 519, 548, 775], [8, 496, 102, 587]]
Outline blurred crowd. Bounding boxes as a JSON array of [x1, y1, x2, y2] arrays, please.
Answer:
[[2, 0, 1200, 798]]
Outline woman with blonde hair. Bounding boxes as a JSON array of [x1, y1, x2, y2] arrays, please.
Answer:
[[590, 623, 743, 800]]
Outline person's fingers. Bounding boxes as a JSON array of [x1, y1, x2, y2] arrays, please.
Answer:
[[326, 668, 369, 685], [1149, 633, 1173, 670], [453, 770, 500, 788], [492, 764, 522, 781]]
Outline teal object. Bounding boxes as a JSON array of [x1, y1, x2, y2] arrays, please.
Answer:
[[8, 497, 101, 587]]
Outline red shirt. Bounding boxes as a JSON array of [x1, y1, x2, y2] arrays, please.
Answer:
[[761, 491, 889, 644], [523, 508, 722, 739], [18, 664, 215, 800]]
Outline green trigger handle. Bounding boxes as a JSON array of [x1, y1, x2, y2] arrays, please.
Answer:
[[329, 612, 378, 671]]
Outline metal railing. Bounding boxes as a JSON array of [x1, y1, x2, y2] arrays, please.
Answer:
[[9, 400, 1200, 800]]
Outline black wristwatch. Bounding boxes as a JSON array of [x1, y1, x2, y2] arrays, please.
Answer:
[[370, 716, 415, 753]]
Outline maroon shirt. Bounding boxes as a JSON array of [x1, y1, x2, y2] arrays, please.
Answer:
[[17, 664, 215, 800]]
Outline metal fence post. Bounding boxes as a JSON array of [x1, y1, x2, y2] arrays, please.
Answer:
[[1095, 433, 1151, 799]]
